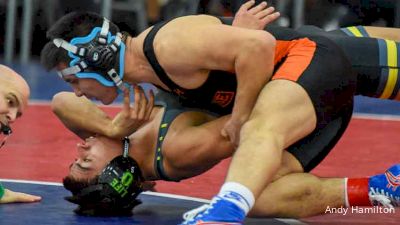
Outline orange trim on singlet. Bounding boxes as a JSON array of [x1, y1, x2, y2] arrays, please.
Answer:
[[272, 38, 317, 82]]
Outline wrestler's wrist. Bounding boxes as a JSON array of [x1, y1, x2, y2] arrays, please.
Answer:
[[230, 112, 249, 125], [107, 127, 122, 139], [108, 126, 135, 139], [105, 126, 116, 138]]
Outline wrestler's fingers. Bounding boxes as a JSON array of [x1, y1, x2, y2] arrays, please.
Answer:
[[238, 0, 256, 12], [248, 1, 268, 15], [256, 6, 276, 19], [122, 87, 131, 112], [261, 12, 280, 25], [145, 89, 155, 119], [133, 85, 141, 117], [137, 85, 148, 119]]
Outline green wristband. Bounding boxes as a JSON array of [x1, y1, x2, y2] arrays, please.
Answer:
[[0, 183, 4, 199]]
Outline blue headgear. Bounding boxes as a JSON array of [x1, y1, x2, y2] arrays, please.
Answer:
[[52, 18, 126, 91]]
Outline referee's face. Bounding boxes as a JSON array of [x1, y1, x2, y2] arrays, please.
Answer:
[[0, 66, 29, 121]]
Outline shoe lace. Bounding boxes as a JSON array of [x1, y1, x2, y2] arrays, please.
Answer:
[[369, 187, 397, 208], [182, 204, 209, 221], [182, 197, 222, 223]]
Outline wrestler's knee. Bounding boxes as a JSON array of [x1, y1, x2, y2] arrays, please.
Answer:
[[240, 118, 285, 156], [240, 117, 276, 139], [240, 103, 285, 143]]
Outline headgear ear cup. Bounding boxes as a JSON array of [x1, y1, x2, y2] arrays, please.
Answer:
[[86, 45, 116, 71]]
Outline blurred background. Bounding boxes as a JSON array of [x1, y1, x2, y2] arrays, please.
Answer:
[[1, 0, 400, 65], [0, 0, 399, 114]]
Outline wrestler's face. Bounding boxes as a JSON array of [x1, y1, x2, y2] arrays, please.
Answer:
[[56, 64, 119, 105], [0, 66, 30, 129], [69, 136, 122, 180]]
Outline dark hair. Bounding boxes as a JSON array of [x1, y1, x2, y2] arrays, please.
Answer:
[[63, 175, 99, 195], [63, 175, 141, 216], [40, 11, 120, 71]]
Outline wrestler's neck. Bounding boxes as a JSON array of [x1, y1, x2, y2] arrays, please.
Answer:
[[123, 36, 163, 86], [128, 106, 165, 180]]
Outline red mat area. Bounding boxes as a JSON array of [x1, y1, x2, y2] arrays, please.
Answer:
[[1, 104, 399, 223]]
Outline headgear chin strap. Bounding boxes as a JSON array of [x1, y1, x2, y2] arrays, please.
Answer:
[[53, 18, 126, 92], [66, 137, 144, 216]]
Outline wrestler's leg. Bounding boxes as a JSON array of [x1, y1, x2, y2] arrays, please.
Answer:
[[363, 26, 400, 41], [180, 81, 317, 224], [326, 25, 400, 42], [225, 80, 316, 196], [298, 26, 400, 101], [252, 175, 344, 218], [214, 35, 354, 219], [298, 26, 399, 101], [51, 91, 112, 139], [324, 27, 400, 101], [250, 151, 400, 218], [249, 151, 345, 218]]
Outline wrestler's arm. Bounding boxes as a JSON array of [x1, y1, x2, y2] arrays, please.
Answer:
[[51, 92, 114, 140], [166, 113, 234, 171], [163, 16, 276, 145], [51, 85, 153, 139]]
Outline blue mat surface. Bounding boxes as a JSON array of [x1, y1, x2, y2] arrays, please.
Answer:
[[0, 181, 293, 225]]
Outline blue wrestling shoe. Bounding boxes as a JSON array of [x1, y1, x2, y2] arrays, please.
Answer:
[[369, 164, 400, 208], [180, 196, 245, 225]]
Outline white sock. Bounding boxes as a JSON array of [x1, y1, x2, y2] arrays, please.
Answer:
[[344, 178, 350, 208], [218, 182, 255, 215]]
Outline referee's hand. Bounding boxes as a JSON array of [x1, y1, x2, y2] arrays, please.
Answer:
[[0, 188, 41, 204]]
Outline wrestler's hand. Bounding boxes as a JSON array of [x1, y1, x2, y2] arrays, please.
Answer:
[[0, 188, 41, 203], [233, 0, 280, 30], [221, 117, 245, 147], [110, 85, 154, 138]]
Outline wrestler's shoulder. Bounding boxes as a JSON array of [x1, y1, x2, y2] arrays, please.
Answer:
[[171, 14, 222, 25]]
